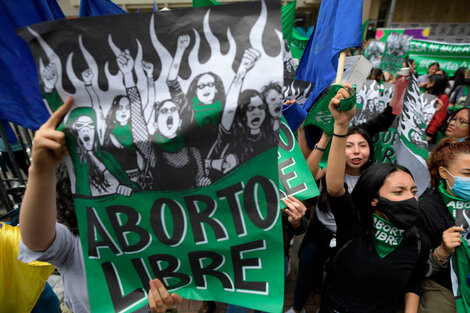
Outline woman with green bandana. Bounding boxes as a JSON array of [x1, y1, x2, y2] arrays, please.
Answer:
[[82, 49, 155, 189], [419, 138, 470, 313], [322, 86, 427, 313], [64, 107, 135, 197], [148, 99, 210, 190], [166, 35, 225, 138]]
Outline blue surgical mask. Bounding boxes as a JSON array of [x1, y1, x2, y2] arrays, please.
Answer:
[[445, 168, 470, 200]]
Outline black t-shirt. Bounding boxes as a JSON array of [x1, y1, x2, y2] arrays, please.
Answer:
[[418, 187, 454, 290], [322, 191, 428, 313]]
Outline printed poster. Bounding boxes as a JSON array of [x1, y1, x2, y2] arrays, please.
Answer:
[[20, 2, 286, 312]]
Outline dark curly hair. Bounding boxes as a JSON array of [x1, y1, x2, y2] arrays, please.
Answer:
[[186, 72, 225, 105], [56, 162, 78, 235]]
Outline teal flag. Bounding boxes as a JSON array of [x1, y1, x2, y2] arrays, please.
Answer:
[[21, 2, 286, 312]]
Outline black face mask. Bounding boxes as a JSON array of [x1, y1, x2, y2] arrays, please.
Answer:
[[376, 197, 419, 230], [463, 78, 470, 85]]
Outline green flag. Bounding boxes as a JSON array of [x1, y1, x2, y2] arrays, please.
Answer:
[[290, 28, 309, 60], [192, 0, 220, 7], [281, 0, 296, 44], [278, 116, 319, 201]]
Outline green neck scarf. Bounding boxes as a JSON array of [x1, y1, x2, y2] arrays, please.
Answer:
[[192, 97, 223, 127], [438, 181, 470, 313], [154, 132, 185, 153], [112, 123, 135, 151], [438, 180, 469, 219], [373, 213, 405, 258]]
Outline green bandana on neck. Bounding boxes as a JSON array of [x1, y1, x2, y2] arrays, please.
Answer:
[[112, 123, 135, 151], [154, 132, 185, 153], [438, 180, 470, 219], [192, 97, 223, 127], [373, 213, 405, 258], [438, 180, 470, 313]]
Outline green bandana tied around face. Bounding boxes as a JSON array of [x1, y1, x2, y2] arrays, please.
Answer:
[[112, 123, 135, 151], [373, 213, 405, 258], [438, 181, 470, 313], [153, 132, 185, 153], [192, 97, 223, 127]]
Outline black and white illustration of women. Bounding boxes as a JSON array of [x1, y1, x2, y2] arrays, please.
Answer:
[[33, 10, 283, 196]]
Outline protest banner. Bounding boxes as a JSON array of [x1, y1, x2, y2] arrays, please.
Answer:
[[379, 32, 412, 74], [278, 116, 319, 201], [351, 80, 396, 163], [408, 39, 470, 76], [363, 40, 385, 68], [394, 73, 436, 196], [20, 2, 286, 312]]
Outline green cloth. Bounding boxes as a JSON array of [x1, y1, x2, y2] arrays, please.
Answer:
[[303, 84, 356, 136], [153, 133, 185, 153], [112, 123, 135, 151], [281, 0, 296, 44], [438, 181, 470, 313], [192, 0, 220, 7], [373, 213, 405, 258], [192, 97, 223, 127], [59, 107, 136, 196], [43, 89, 63, 113], [290, 28, 309, 60], [361, 19, 369, 42]]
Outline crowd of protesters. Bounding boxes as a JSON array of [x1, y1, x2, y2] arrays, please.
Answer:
[[1, 21, 470, 313]]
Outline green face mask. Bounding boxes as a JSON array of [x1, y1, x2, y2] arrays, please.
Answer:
[[373, 213, 405, 258]]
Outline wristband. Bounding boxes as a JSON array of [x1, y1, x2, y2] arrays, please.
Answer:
[[332, 132, 348, 138], [314, 144, 326, 152]]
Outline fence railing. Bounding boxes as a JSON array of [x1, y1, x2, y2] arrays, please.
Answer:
[[0, 121, 33, 221]]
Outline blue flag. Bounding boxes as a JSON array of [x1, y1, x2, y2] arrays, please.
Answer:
[[0, 0, 64, 130], [79, 0, 126, 17], [296, 0, 362, 111]]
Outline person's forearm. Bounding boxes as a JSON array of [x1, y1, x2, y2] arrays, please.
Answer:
[[404, 292, 419, 313], [306, 133, 329, 179], [20, 164, 57, 251], [326, 122, 348, 196]]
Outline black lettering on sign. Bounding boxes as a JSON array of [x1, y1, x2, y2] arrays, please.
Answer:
[[278, 158, 307, 196], [148, 254, 191, 290], [216, 183, 246, 236], [188, 250, 234, 290], [107, 205, 152, 253], [383, 148, 395, 163], [184, 194, 228, 244], [244, 176, 279, 230], [278, 122, 295, 152], [102, 261, 146, 312], [231, 240, 268, 293], [87, 206, 121, 258], [131, 258, 153, 291], [150, 198, 186, 246]]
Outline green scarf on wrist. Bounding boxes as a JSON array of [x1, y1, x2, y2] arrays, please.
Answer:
[[373, 213, 405, 258], [192, 97, 223, 127]]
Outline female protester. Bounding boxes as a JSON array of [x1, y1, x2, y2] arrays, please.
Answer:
[[425, 74, 449, 143], [286, 126, 375, 313], [443, 108, 470, 141], [288, 86, 397, 313], [418, 138, 470, 313], [321, 87, 427, 313], [18, 99, 183, 313]]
